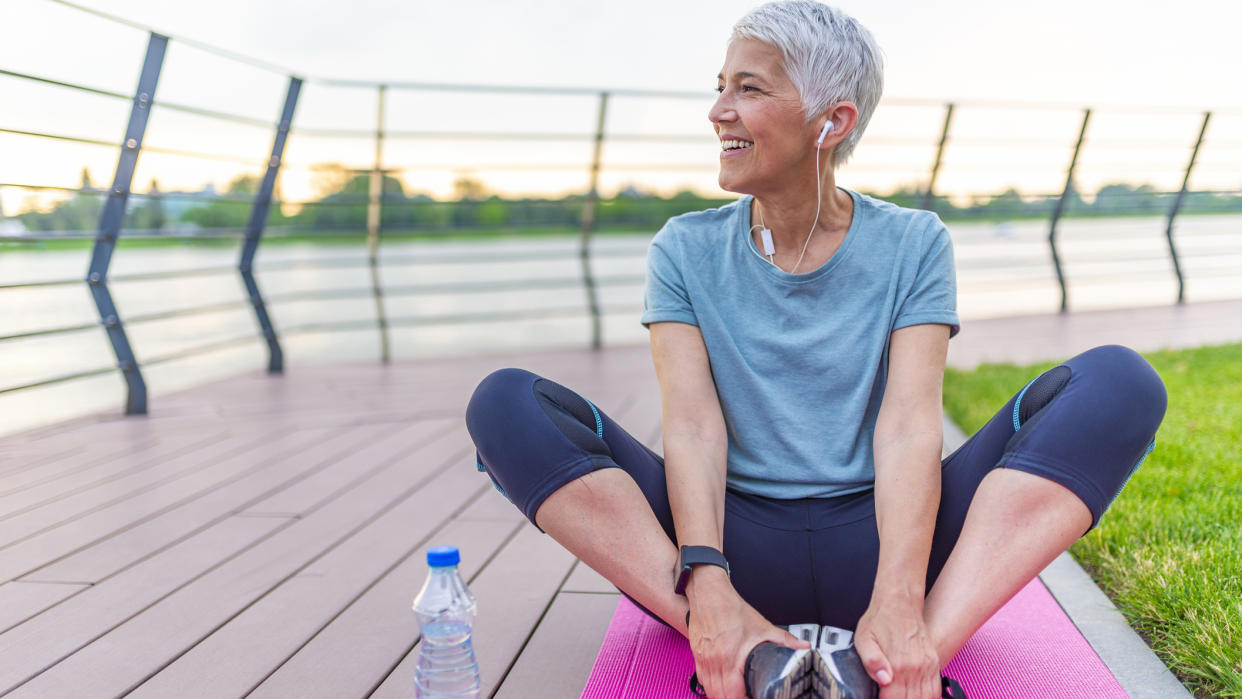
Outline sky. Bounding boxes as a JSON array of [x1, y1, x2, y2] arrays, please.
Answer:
[[3, 0, 1241, 214]]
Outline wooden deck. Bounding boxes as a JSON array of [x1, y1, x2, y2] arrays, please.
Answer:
[[0, 345, 660, 698], [1, 299, 1239, 698]]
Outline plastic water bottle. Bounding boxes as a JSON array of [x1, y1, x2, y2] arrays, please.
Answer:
[[412, 546, 481, 699]]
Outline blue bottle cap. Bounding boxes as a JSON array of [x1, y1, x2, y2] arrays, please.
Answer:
[[427, 546, 460, 567]]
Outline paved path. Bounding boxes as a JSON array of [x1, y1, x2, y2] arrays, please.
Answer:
[[948, 298, 1242, 368]]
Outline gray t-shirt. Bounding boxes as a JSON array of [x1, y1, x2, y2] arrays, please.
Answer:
[[641, 190, 960, 499]]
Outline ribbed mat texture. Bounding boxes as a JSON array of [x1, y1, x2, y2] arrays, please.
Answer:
[[941, 578, 1127, 698], [581, 578, 1127, 698], [580, 595, 697, 699]]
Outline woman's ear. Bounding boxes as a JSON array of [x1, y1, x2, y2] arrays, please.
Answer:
[[816, 102, 860, 149]]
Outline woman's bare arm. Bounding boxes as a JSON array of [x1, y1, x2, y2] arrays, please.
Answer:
[[649, 321, 729, 553], [650, 321, 806, 699], [854, 322, 950, 697], [873, 323, 948, 601]]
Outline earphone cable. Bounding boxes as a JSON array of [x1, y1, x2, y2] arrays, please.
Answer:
[[790, 143, 824, 274], [755, 143, 824, 274]]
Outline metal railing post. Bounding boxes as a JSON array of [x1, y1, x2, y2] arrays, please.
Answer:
[[240, 76, 302, 373], [1048, 108, 1090, 313], [580, 91, 608, 349], [367, 84, 391, 362], [922, 102, 954, 212], [1165, 111, 1210, 304], [87, 32, 167, 415]]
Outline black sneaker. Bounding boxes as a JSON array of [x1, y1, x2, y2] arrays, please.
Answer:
[[744, 624, 878, 699], [743, 623, 819, 699], [811, 625, 877, 699], [730, 624, 962, 699]]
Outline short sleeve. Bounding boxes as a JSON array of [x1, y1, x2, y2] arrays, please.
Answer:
[[893, 218, 961, 337], [640, 224, 699, 328]]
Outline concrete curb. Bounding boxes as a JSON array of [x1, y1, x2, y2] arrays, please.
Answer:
[[1039, 553, 1192, 698], [941, 415, 1192, 698]]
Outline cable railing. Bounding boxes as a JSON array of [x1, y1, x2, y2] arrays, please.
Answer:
[[1, 0, 1240, 423]]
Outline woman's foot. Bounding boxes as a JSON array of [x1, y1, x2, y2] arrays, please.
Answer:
[[745, 624, 878, 699]]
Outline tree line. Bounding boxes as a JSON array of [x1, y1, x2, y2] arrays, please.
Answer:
[[12, 166, 1242, 236]]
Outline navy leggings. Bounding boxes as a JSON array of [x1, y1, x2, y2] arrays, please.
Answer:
[[465, 344, 1166, 630]]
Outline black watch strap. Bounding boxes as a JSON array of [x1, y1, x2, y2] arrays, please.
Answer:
[[675, 545, 730, 595]]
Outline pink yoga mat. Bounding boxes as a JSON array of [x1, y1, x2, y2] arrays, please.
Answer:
[[581, 578, 1127, 698]]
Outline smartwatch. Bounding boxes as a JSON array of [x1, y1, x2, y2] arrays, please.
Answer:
[[674, 545, 730, 595]]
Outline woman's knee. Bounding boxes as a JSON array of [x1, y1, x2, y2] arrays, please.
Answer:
[[1071, 345, 1168, 430], [464, 368, 543, 506], [1034, 345, 1167, 524], [465, 367, 540, 448], [465, 368, 614, 523], [467, 367, 536, 421]]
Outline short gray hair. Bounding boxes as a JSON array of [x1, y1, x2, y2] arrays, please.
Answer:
[[731, 1, 884, 167]]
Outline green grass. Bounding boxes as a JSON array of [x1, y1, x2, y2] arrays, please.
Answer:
[[943, 343, 1242, 697]]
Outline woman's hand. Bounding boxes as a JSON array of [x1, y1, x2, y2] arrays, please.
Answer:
[[854, 591, 941, 698], [686, 567, 809, 699]]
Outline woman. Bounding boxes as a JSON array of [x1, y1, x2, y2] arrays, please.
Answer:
[[466, 2, 1167, 698]]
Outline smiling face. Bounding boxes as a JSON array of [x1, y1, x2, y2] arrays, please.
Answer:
[[710, 38, 818, 196]]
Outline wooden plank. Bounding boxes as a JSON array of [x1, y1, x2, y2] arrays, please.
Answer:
[[0, 438, 151, 497], [453, 485, 526, 525], [0, 442, 80, 459], [492, 591, 621, 699], [370, 524, 578, 699], [147, 376, 465, 425], [0, 428, 302, 550], [137, 406, 436, 431], [0, 444, 87, 480], [127, 464, 490, 698], [0, 418, 150, 449], [0, 418, 166, 456], [249, 517, 522, 699], [21, 422, 428, 584], [562, 560, 618, 595], [243, 419, 454, 516], [0, 439, 156, 490], [0, 515, 291, 694], [0, 427, 330, 583], [0, 431, 226, 516], [0, 581, 88, 635], [6, 430, 474, 698], [456, 486, 525, 522]]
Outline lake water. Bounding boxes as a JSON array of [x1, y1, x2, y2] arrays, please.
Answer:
[[2, 213, 1240, 438]]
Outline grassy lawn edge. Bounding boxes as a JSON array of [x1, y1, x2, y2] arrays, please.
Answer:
[[943, 343, 1242, 697]]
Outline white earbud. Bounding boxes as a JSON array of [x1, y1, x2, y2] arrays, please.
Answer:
[[816, 120, 835, 145]]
